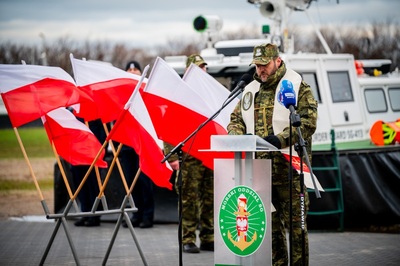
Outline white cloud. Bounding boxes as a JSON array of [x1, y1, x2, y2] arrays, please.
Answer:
[[0, 0, 398, 48]]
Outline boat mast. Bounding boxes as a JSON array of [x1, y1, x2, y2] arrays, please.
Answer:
[[248, 0, 333, 54]]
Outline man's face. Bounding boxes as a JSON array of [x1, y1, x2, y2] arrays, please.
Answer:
[[255, 57, 281, 82], [198, 63, 207, 72], [127, 68, 141, 75]]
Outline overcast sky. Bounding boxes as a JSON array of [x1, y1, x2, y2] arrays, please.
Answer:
[[0, 0, 398, 48]]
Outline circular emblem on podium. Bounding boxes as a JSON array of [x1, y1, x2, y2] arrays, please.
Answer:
[[218, 185, 266, 257]]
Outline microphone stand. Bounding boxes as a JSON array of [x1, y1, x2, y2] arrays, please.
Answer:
[[176, 148, 183, 266], [161, 88, 243, 266], [289, 111, 321, 265], [288, 106, 301, 266], [289, 105, 304, 265], [293, 138, 306, 265], [288, 113, 294, 266]]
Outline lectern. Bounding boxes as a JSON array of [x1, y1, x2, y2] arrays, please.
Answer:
[[209, 135, 276, 266]]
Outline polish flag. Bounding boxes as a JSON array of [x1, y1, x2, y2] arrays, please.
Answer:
[[281, 153, 324, 191], [141, 57, 239, 169], [43, 108, 107, 168], [70, 55, 146, 123], [0, 64, 84, 128], [69, 87, 100, 122], [182, 62, 239, 131], [107, 83, 173, 190]]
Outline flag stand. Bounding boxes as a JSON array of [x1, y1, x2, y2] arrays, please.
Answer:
[[40, 200, 80, 265], [11, 122, 150, 265], [102, 169, 147, 266], [41, 141, 148, 265], [3, 60, 152, 265]]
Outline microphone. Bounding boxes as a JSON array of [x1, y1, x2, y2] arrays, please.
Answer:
[[278, 79, 301, 126], [228, 74, 252, 98]]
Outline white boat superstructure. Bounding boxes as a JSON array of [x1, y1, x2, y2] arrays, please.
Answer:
[[165, 0, 400, 148]]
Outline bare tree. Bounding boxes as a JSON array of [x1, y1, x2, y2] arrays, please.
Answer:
[[0, 42, 40, 65], [1, 22, 399, 73]]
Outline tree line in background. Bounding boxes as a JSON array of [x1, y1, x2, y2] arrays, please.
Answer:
[[0, 21, 399, 76]]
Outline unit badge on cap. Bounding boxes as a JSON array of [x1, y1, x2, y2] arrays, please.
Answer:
[[255, 48, 262, 57]]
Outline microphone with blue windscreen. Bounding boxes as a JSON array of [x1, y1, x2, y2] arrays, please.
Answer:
[[277, 80, 301, 126]]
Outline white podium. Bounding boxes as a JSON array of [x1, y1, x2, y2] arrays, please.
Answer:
[[209, 135, 275, 266]]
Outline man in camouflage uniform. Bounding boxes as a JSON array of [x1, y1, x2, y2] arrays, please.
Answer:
[[227, 44, 318, 265], [164, 54, 214, 253]]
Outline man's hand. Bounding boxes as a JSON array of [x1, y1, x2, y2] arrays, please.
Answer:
[[169, 160, 180, 170], [264, 135, 281, 149]]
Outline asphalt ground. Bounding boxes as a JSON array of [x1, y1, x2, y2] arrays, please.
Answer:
[[0, 217, 399, 266]]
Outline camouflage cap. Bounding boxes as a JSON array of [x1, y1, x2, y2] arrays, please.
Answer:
[[250, 43, 279, 65], [186, 54, 207, 68]]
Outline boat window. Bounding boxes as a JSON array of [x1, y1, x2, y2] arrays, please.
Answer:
[[388, 87, 400, 111], [300, 72, 321, 103], [327, 71, 354, 102], [364, 88, 387, 113]]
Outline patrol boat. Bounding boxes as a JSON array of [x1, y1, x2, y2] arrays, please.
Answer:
[[165, 0, 400, 230], [165, 0, 400, 151]]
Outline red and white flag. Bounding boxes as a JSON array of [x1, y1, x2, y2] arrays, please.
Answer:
[[0, 64, 84, 128], [69, 87, 100, 122], [142, 57, 239, 169], [43, 108, 107, 168], [281, 152, 324, 191], [70, 55, 146, 123], [107, 81, 173, 190], [182, 62, 239, 130]]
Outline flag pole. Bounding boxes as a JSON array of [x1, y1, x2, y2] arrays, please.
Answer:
[[12, 127, 55, 215], [125, 64, 149, 109], [50, 142, 80, 212], [95, 142, 140, 208], [97, 143, 123, 198], [13, 127, 44, 200], [106, 64, 149, 142], [51, 142, 73, 198], [82, 121, 107, 200], [72, 140, 108, 200], [91, 123, 134, 213], [128, 168, 141, 196], [103, 123, 130, 193]]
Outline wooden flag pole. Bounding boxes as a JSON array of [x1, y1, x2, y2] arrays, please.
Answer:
[[103, 123, 130, 194], [83, 121, 106, 198], [94, 166, 104, 196], [51, 142, 74, 199], [13, 127, 44, 201], [72, 140, 108, 200], [128, 168, 141, 196], [97, 143, 123, 198], [51, 142, 80, 213]]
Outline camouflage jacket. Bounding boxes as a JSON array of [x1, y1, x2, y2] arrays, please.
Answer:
[[227, 62, 318, 183]]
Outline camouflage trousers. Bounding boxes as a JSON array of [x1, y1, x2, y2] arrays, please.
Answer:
[[271, 178, 310, 266], [176, 159, 214, 245]]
